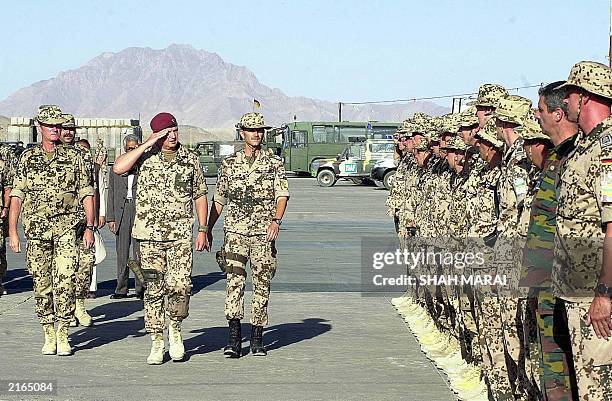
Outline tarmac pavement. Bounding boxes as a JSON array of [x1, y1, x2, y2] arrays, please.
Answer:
[[0, 177, 455, 401]]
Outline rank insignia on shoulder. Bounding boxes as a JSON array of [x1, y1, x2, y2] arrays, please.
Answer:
[[601, 133, 612, 149]]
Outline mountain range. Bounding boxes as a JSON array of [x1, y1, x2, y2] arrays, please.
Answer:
[[0, 44, 448, 129]]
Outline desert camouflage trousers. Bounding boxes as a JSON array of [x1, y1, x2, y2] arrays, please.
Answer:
[[563, 299, 612, 401], [141, 238, 192, 333], [223, 232, 277, 326], [0, 218, 7, 284], [74, 237, 94, 299], [477, 294, 514, 401], [27, 230, 78, 324]]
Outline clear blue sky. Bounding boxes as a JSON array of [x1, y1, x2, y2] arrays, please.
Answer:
[[0, 0, 608, 108]]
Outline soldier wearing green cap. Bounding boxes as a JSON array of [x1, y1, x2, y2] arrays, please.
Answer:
[[8, 105, 95, 357], [207, 112, 289, 358], [552, 61, 612, 399]]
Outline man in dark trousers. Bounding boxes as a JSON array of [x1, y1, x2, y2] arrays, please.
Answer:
[[106, 134, 143, 299]]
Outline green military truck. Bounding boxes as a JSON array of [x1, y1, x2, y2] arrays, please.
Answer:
[[265, 121, 399, 177], [310, 139, 395, 187], [195, 141, 244, 177]]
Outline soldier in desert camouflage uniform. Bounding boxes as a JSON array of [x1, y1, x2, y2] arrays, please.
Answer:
[[470, 118, 509, 400], [113, 112, 209, 365], [0, 142, 16, 296], [493, 95, 533, 401], [9, 105, 95, 357], [386, 121, 411, 234], [207, 112, 289, 358], [57, 113, 97, 328], [552, 61, 612, 400]]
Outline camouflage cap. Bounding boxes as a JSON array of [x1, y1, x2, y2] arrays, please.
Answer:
[[556, 61, 612, 100], [427, 117, 442, 141], [442, 135, 469, 152], [413, 139, 430, 151], [236, 112, 271, 130], [474, 119, 504, 149], [495, 95, 532, 126], [60, 113, 79, 128], [468, 84, 509, 108], [36, 104, 67, 125], [520, 120, 550, 142], [458, 106, 479, 128], [396, 119, 411, 134], [410, 112, 431, 134], [517, 109, 550, 142], [440, 113, 460, 134]]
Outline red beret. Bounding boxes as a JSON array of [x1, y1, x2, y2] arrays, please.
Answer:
[[150, 112, 177, 133]]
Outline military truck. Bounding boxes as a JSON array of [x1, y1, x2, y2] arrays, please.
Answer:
[[311, 139, 395, 187], [195, 141, 244, 177], [258, 121, 399, 177]]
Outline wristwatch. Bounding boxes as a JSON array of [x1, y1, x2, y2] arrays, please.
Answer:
[[595, 282, 612, 296], [272, 218, 282, 226]]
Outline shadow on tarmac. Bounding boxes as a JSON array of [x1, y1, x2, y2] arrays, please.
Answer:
[[183, 318, 332, 359], [69, 301, 146, 351], [2, 268, 32, 295], [92, 271, 226, 297]]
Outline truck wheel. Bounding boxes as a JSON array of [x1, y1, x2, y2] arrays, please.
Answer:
[[317, 169, 337, 187], [383, 170, 396, 190]]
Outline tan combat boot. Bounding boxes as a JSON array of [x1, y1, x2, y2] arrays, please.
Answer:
[[41, 324, 56, 355], [56, 322, 72, 356], [147, 333, 165, 365], [74, 298, 92, 327], [168, 320, 185, 361]]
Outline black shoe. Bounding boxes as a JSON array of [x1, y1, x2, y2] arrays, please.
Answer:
[[223, 319, 242, 358], [110, 293, 128, 299], [250, 325, 267, 356]]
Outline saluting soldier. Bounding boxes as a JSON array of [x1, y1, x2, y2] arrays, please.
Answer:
[[207, 112, 289, 358], [113, 112, 209, 365], [9, 105, 95, 356]]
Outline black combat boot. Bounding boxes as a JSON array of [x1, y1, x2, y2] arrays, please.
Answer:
[[250, 325, 267, 356], [223, 319, 242, 358]]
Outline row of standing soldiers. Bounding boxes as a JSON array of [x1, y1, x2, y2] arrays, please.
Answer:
[[388, 61, 612, 401]]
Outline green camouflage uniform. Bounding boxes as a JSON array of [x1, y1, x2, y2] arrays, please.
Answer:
[[215, 148, 289, 326], [521, 137, 577, 401], [12, 138, 93, 324], [132, 143, 207, 333]]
